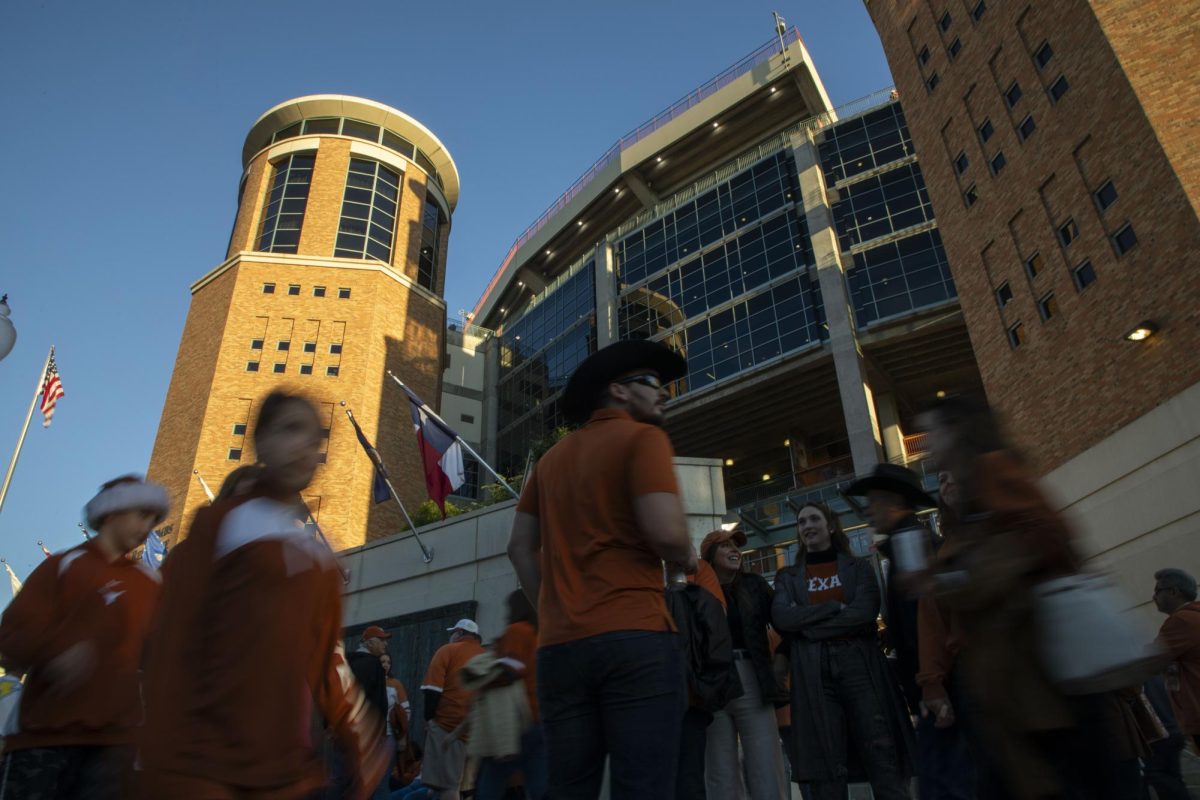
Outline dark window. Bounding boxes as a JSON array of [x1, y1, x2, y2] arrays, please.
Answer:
[[334, 158, 401, 263], [287, 284, 300, 296], [232, 423, 247, 436], [972, 0, 987, 21], [273, 363, 285, 374], [1005, 82, 1023, 108], [1025, 252, 1044, 279], [918, 46, 931, 66], [418, 196, 445, 291], [989, 151, 1007, 175], [321, 427, 331, 439], [1073, 260, 1097, 290], [257, 154, 315, 254], [273, 122, 302, 142], [954, 151, 969, 175], [316, 452, 327, 464], [964, 184, 979, 207], [246, 361, 259, 372], [228, 448, 242, 461], [338, 287, 351, 299], [340, 118, 381, 142], [277, 341, 289, 351], [326, 366, 340, 377], [948, 38, 962, 59], [1007, 322, 1026, 348], [1034, 42, 1054, 69], [1018, 115, 1036, 141], [262, 283, 275, 294], [251, 339, 263, 350], [382, 130, 415, 159], [927, 72, 941, 92], [939, 11, 952, 31], [1049, 75, 1070, 102], [303, 342, 316, 353], [995, 282, 1013, 307], [330, 343, 343, 355], [1038, 293, 1058, 321], [1058, 219, 1079, 247], [313, 286, 326, 297], [1095, 180, 1118, 211], [978, 119, 994, 143], [300, 364, 313, 375], [1113, 224, 1138, 255], [460, 413, 475, 424], [302, 118, 339, 135]]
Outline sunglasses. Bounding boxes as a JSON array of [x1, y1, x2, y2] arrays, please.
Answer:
[[615, 374, 664, 390]]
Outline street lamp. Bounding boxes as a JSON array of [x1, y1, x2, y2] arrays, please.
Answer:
[[0, 295, 15, 362]]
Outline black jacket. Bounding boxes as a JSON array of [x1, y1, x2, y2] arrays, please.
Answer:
[[667, 583, 742, 713], [347, 649, 388, 723], [772, 552, 916, 782], [724, 572, 786, 705]]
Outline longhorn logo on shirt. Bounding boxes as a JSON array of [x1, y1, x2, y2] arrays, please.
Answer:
[[807, 574, 841, 593]]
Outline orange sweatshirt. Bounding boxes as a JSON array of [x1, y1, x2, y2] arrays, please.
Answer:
[[139, 492, 385, 800], [0, 539, 160, 751]]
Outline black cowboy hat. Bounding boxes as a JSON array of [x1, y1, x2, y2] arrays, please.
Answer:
[[561, 339, 687, 424], [845, 463, 936, 509]]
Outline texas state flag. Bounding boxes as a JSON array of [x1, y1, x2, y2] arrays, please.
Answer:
[[405, 389, 465, 517]]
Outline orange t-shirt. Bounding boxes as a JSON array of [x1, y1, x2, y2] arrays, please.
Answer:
[[690, 561, 726, 609], [805, 560, 845, 605], [517, 409, 679, 648], [495, 621, 539, 721], [421, 638, 487, 731]]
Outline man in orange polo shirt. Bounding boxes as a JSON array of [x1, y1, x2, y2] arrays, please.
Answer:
[[507, 339, 697, 800], [420, 619, 486, 800]]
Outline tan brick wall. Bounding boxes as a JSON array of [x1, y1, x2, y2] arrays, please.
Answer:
[[149, 125, 453, 552], [866, 0, 1200, 473]]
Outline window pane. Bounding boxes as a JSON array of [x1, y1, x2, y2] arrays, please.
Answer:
[[302, 117, 340, 135], [1114, 224, 1137, 255], [257, 155, 313, 254], [1006, 82, 1023, 108], [1049, 75, 1070, 102], [335, 160, 399, 263], [341, 119, 381, 142], [1073, 260, 1097, 290], [1095, 181, 1118, 211], [1035, 42, 1054, 69]]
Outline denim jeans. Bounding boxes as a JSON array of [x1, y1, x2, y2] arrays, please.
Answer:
[[809, 641, 910, 800], [676, 707, 713, 800], [538, 630, 687, 800], [705, 657, 788, 800], [474, 723, 547, 800], [916, 674, 975, 800]]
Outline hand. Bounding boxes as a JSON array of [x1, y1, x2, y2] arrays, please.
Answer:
[[44, 642, 95, 694], [922, 696, 956, 729]]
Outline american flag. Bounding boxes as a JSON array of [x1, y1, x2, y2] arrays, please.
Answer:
[[40, 351, 64, 428]]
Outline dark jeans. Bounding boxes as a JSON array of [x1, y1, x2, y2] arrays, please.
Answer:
[[1142, 734, 1192, 800], [538, 630, 687, 800], [0, 746, 133, 800], [675, 707, 712, 800], [809, 641, 909, 800], [475, 723, 548, 800], [916, 674, 975, 800]]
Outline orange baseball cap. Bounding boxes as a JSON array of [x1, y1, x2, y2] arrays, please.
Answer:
[[362, 625, 392, 640]]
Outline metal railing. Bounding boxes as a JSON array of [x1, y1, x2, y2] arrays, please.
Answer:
[[471, 27, 806, 319]]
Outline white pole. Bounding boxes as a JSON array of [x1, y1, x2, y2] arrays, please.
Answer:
[[193, 469, 216, 503], [0, 346, 53, 518], [386, 371, 520, 500]]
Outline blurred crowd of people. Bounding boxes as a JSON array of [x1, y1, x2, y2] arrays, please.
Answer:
[[0, 339, 1196, 800]]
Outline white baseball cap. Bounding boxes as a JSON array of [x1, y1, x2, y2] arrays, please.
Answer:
[[447, 619, 479, 635]]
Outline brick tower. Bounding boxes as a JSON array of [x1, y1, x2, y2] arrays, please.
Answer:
[[147, 95, 459, 552], [864, 1, 1200, 624]]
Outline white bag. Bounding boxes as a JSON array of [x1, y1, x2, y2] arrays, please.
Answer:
[[1034, 573, 1162, 694]]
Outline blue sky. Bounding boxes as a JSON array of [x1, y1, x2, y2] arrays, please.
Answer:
[[0, 1, 892, 577]]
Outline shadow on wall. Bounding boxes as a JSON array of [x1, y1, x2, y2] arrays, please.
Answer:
[[343, 600, 478, 747]]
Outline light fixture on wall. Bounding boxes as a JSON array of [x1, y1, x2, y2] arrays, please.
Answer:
[[1123, 321, 1159, 342], [724, 458, 734, 467], [761, 473, 771, 482]]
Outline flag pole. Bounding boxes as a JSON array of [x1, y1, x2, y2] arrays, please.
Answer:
[[78, 522, 90, 540], [193, 469, 216, 503], [341, 403, 433, 564], [385, 371, 519, 501], [0, 346, 53, 518]]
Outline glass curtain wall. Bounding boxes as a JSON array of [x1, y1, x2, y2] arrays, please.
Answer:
[[616, 151, 827, 396]]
